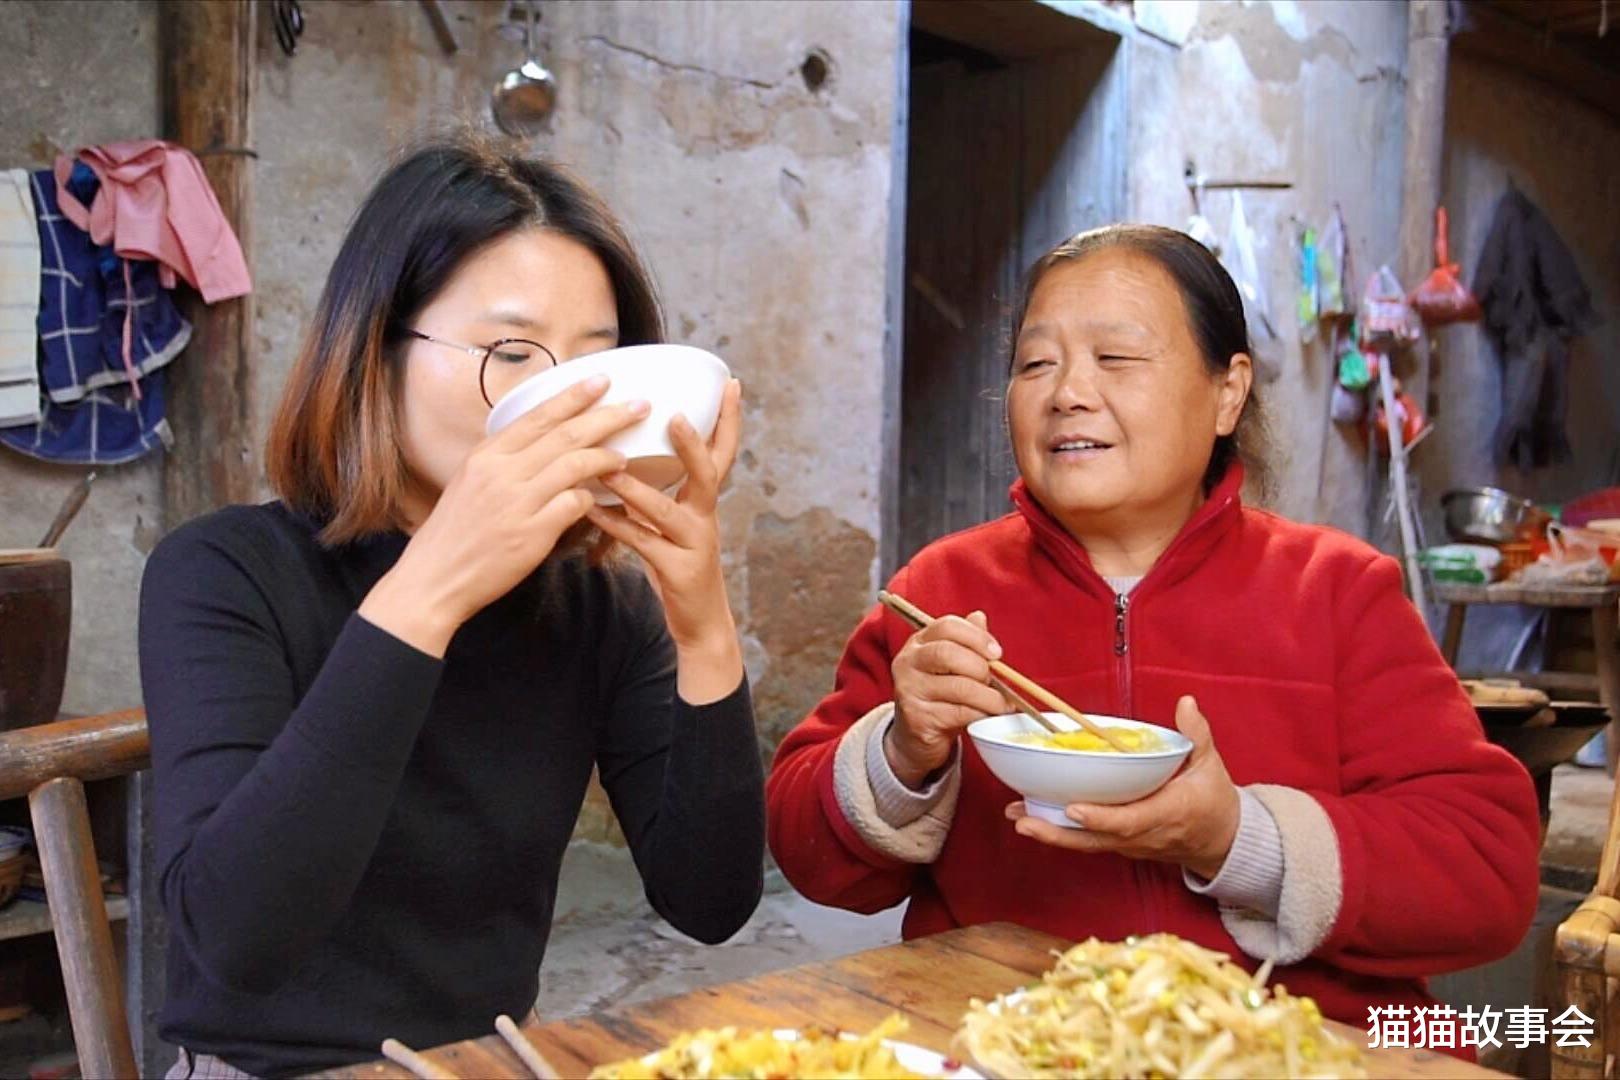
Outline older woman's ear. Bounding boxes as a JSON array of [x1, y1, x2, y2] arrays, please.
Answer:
[[1215, 353, 1254, 437]]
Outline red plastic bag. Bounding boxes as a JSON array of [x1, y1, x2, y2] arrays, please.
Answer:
[[1410, 207, 1481, 326], [1372, 385, 1429, 449]]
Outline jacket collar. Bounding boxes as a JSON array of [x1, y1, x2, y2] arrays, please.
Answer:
[[1009, 464, 1246, 599]]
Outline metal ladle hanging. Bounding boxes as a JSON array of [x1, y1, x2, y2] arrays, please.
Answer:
[[491, 0, 556, 136]]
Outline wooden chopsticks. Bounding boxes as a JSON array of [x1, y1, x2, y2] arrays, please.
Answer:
[[877, 590, 1134, 753], [496, 1014, 561, 1079], [877, 590, 1056, 732], [383, 1017, 560, 1080], [381, 1038, 459, 1080]]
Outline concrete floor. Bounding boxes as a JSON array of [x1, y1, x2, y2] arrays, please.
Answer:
[[538, 844, 903, 1020], [1544, 762, 1612, 884]]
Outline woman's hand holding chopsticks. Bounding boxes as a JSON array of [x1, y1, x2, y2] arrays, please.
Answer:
[[884, 609, 1010, 789]]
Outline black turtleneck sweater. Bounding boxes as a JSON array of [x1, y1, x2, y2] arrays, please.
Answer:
[[137, 502, 765, 1077]]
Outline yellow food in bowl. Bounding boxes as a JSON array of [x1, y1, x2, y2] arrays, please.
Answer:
[[1009, 727, 1165, 753]]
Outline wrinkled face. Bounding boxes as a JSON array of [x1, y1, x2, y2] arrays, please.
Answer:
[[1006, 249, 1251, 528], [396, 229, 620, 503]]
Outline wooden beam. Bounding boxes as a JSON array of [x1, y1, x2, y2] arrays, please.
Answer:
[[1398, 0, 1450, 418], [1399, 1, 1451, 292], [1454, 2, 1620, 126], [911, 0, 1120, 61], [160, 0, 258, 530]]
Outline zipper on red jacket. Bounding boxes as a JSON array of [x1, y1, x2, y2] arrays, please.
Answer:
[[1112, 589, 1161, 933], [1016, 488, 1237, 940], [1113, 592, 1132, 717]]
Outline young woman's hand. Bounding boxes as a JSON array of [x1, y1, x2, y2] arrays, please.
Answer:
[[885, 611, 1007, 789], [1005, 696, 1241, 879], [586, 378, 745, 704], [360, 375, 644, 656]]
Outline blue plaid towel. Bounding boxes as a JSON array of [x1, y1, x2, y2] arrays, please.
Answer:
[[0, 167, 189, 465]]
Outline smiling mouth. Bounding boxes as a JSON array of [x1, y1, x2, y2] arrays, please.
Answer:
[[1049, 438, 1113, 454]]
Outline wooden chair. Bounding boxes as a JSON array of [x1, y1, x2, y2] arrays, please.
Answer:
[[0, 710, 149, 1079], [1556, 768, 1620, 1078]]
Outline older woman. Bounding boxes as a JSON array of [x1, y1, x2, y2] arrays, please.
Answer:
[[140, 137, 763, 1078], [767, 225, 1539, 1040]]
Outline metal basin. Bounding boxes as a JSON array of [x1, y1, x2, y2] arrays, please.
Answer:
[[1442, 487, 1550, 545]]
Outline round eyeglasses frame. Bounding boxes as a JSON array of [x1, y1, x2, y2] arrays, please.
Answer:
[[405, 328, 559, 408]]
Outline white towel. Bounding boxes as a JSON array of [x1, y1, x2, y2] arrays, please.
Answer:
[[0, 169, 41, 427]]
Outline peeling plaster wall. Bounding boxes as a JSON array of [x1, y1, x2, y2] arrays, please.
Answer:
[[252, 1, 903, 835], [2, 0, 900, 835], [1126, 0, 1410, 533], [1419, 54, 1620, 531], [536, 2, 900, 752], [21, 1, 1602, 831], [0, 1, 163, 715]]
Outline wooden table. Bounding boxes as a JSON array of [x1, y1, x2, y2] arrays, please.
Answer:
[[318, 923, 1505, 1079], [1437, 581, 1620, 770]]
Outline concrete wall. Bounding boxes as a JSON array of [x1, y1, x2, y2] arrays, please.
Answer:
[[252, 2, 902, 820], [0, 1, 163, 716], [6, 1, 901, 837], [9, 0, 1613, 803], [1420, 52, 1620, 533], [1124, 0, 1411, 532]]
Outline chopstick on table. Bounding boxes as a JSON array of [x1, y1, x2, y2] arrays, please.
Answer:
[[381, 1038, 459, 1080], [876, 590, 1134, 753], [495, 1013, 561, 1080]]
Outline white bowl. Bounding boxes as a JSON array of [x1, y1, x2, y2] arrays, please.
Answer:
[[967, 712, 1193, 829], [485, 343, 731, 505]]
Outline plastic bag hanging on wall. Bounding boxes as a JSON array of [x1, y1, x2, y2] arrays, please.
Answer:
[[1297, 224, 1320, 344], [1358, 266, 1423, 351], [1223, 192, 1283, 382], [1317, 205, 1349, 318], [1411, 207, 1481, 326]]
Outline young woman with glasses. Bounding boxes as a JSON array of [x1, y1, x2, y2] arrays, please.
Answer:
[[139, 135, 763, 1078]]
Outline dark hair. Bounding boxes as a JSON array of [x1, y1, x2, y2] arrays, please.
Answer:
[[1008, 224, 1270, 498], [266, 132, 664, 546]]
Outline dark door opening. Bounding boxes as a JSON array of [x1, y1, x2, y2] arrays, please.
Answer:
[[894, 2, 1126, 568]]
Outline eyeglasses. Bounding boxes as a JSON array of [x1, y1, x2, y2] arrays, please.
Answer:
[[405, 329, 559, 408]]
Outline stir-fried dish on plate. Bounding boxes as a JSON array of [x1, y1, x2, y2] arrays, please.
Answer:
[[953, 934, 1366, 1079], [589, 1013, 974, 1079]]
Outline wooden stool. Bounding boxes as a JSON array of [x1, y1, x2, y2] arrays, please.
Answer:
[[0, 710, 149, 1079], [1438, 582, 1620, 772]]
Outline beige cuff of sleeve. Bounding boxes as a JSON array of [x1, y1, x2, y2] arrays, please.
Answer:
[[1184, 787, 1283, 918], [1216, 784, 1343, 966], [866, 713, 959, 828], [832, 703, 961, 864]]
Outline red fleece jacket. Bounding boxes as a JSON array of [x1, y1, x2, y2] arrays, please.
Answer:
[[767, 467, 1541, 1035]]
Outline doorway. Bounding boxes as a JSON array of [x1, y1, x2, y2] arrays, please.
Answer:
[[891, 0, 1127, 570]]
